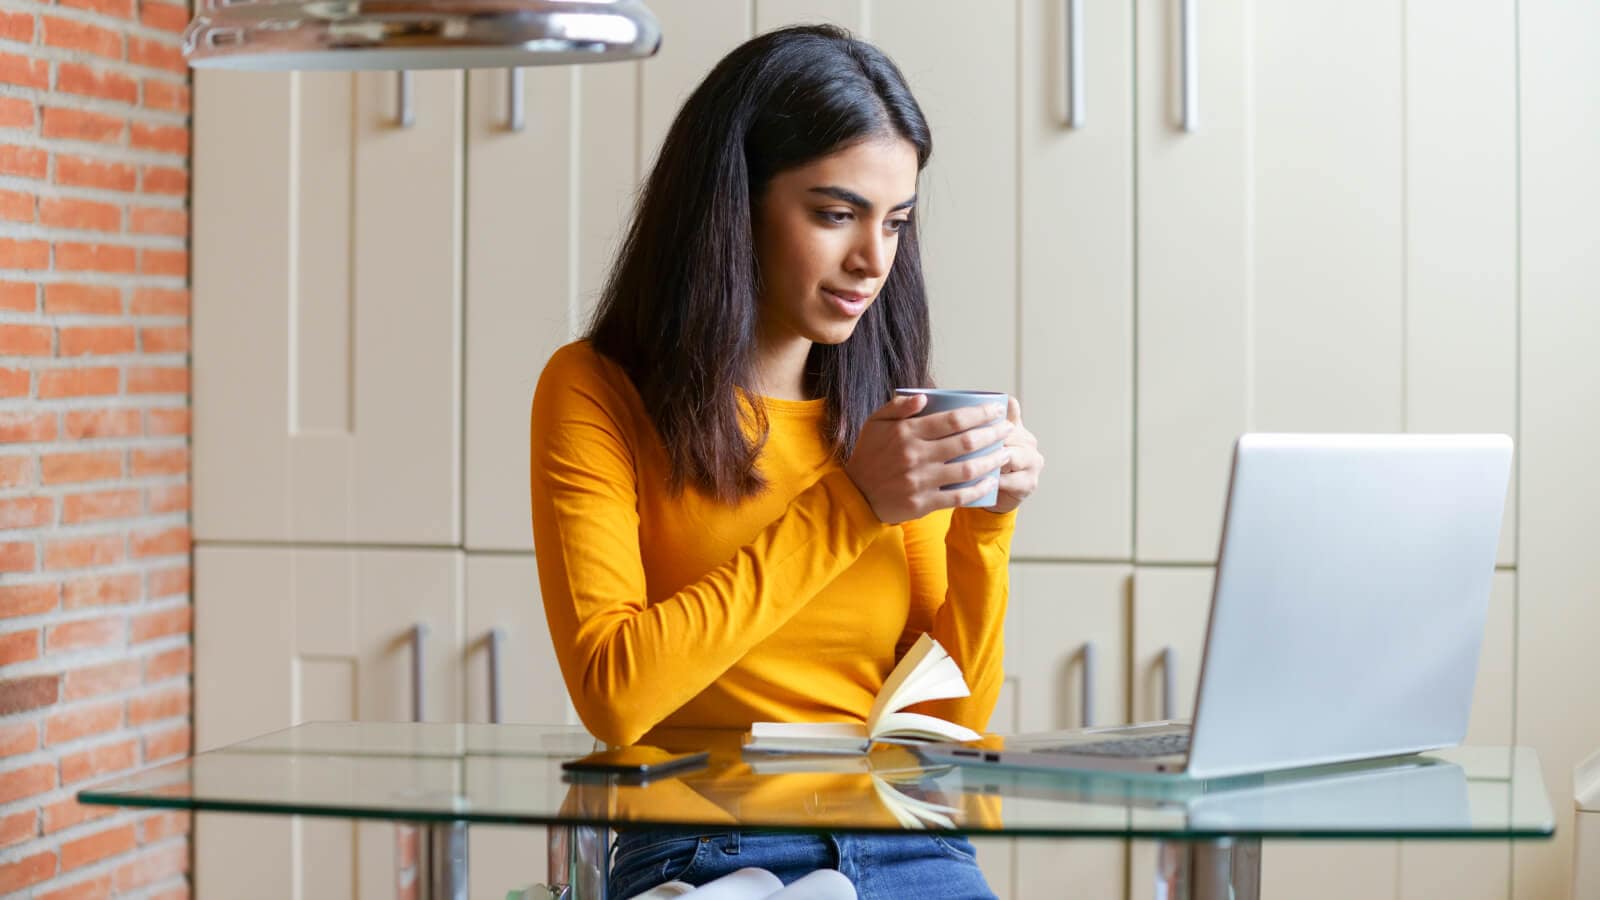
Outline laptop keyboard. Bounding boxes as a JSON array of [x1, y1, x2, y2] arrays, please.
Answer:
[[1041, 732, 1191, 759]]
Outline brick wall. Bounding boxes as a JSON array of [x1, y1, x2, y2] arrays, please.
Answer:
[[0, 0, 191, 897]]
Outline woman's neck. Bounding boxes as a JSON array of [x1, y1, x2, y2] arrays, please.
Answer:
[[752, 332, 814, 401]]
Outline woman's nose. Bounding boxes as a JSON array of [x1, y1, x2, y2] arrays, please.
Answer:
[[850, 232, 892, 278]]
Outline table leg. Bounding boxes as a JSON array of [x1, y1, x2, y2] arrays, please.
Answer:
[[425, 822, 469, 900], [1152, 838, 1261, 900], [543, 825, 610, 900]]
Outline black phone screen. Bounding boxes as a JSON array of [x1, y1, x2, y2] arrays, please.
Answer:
[[560, 746, 710, 777]]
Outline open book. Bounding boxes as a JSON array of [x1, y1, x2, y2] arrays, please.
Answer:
[[742, 634, 982, 754]]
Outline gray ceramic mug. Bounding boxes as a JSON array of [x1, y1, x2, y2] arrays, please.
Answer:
[[894, 388, 1009, 508]]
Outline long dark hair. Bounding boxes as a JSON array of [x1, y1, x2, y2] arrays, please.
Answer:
[[586, 24, 934, 503]]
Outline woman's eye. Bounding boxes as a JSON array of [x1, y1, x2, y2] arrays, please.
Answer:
[[817, 210, 853, 225], [886, 218, 910, 233]]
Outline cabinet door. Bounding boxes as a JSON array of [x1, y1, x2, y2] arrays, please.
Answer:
[[1003, 563, 1132, 900], [194, 546, 464, 900], [1015, 0, 1135, 561], [639, 0, 753, 173], [193, 70, 463, 546], [463, 554, 579, 900]]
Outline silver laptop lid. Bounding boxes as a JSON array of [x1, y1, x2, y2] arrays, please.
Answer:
[[1185, 434, 1513, 780]]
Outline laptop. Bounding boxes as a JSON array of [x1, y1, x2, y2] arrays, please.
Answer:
[[923, 433, 1513, 780]]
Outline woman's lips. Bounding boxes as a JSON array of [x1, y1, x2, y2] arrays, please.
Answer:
[[822, 287, 870, 317]]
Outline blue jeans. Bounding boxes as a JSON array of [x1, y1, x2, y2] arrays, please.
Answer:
[[608, 829, 997, 900]]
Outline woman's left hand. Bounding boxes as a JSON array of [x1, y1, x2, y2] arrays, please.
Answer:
[[985, 396, 1043, 515]]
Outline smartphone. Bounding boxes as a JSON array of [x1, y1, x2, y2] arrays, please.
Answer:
[[560, 746, 710, 778]]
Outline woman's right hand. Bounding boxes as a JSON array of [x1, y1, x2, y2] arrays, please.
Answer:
[[842, 393, 1013, 524]]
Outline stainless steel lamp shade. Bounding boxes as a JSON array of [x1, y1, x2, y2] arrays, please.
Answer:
[[183, 0, 661, 70]]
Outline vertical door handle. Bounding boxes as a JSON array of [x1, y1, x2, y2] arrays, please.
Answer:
[[487, 627, 506, 724], [396, 70, 416, 128], [1064, 0, 1085, 127], [1160, 645, 1177, 721], [1178, 0, 1198, 131], [1079, 641, 1096, 727], [410, 622, 428, 722], [507, 68, 526, 132]]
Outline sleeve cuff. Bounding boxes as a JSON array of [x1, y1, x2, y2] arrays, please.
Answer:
[[951, 505, 1019, 540]]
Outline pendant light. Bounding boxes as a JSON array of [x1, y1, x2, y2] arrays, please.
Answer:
[[183, 0, 661, 70]]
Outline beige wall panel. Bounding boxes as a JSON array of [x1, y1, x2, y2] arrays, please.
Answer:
[[574, 62, 642, 324], [1015, 0, 1135, 561], [1134, 0, 1251, 563], [872, 1, 1019, 396], [755, 0, 863, 33], [637, 0, 752, 176], [1516, 1, 1600, 897], [1404, 0, 1519, 568]]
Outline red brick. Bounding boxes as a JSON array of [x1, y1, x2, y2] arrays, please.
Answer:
[[55, 242, 138, 274], [64, 572, 141, 609], [129, 122, 186, 155], [139, 2, 188, 33], [60, 823, 136, 872], [41, 450, 122, 485], [64, 409, 141, 439], [0, 280, 35, 312], [130, 446, 185, 476], [1, 540, 37, 573], [45, 615, 123, 652], [0, 9, 35, 43], [62, 488, 140, 524], [0, 850, 56, 894], [0, 455, 33, 488], [1, 582, 58, 619], [127, 366, 186, 394], [127, 37, 184, 74], [141, 79, 189, 114], [127, 685, 186, 725], [0, 410, 57, 442], [0, 323, 50, 355], [60, 0, 136, 19], [0, 95, 33, 129], [40, 197, 122, 233], [45, 282, 122, 315], [57, 63, 139, 105], [42, 16, 122, 60], [56, 155, 137, 192], [147, 566, 188, 598], [138, 811, 190, 843], [143, 724, 188, 761], [0, 762, 56, 805], [140, 165, 185, 196], [0, 629, 41, 665], [44, 701, 122, 745], [0, 809, 34, 849], [0, 720, 39, 757], [143, 645, 189, 682], [0, 367, 31, 398], [41, 107, 124, 144], [0, 144, 48, 180], [113, 840, 186, 890], [0, 496, 53, 529], [0, 187, 33, 221], [60, 325, 136, 357], [140, 325, 187, 353], [139, 248, 186, 277], [44, 535, 124, 571], [0, 674, 57, 713], [129, 206, 186, 237], [147, 483, 188, 514], [0, 51, 49, 90], [0, 237, 49, 269], [145, 408, 188, 436], [131, 526, 187, 559], [131, 287, 186, 315], [42, 797, 115, 835], [39, 367, 120, 399], [130, 605, 188, 643], [60, 738, 138, 785], [64, 659, 141, 701], [37, 872, 112, 900]]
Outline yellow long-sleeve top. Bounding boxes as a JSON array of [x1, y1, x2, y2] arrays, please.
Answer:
[[529, 341, 1016, 747]]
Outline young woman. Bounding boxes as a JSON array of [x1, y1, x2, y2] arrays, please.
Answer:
[[529, 24, 1044, 900]]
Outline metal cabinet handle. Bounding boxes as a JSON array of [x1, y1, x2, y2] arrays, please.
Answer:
[[410, 622, 428, 721], [1079, 641, 1096, 727], [1179, 0, 1197, 131], [487, 627, 506, 724], [1064, 0, 1085, 127], [396, 71, 416, 128], [1161, 645, 1177, 721], [507, 68, 526, 132]]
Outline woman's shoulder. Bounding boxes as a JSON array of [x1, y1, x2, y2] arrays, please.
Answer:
[[533, 340, 642, 426]]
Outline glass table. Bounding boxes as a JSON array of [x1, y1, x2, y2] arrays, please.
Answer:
[[77, 722, 1554, 900]]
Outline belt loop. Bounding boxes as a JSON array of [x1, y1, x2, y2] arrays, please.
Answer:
[[726, 831, 741, 855]]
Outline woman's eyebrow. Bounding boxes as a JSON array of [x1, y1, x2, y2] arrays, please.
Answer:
[[808, 185, 918, 212]]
